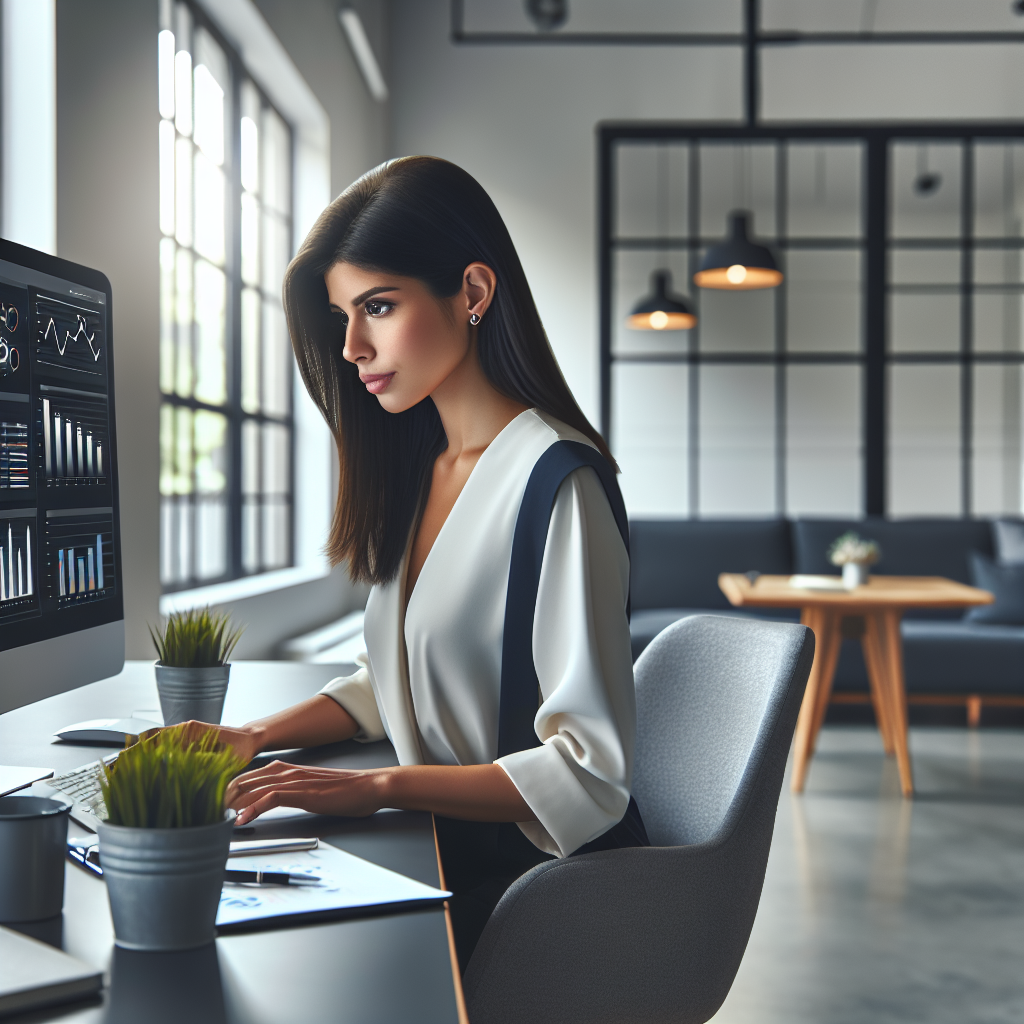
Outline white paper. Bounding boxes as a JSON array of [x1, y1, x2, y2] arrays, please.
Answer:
[[789, 574, 847, 591], [216, 843, 450, 929]]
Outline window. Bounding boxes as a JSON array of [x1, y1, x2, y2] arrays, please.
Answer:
[[158, 1, 294, 591], [601, 126, 1024, 519]]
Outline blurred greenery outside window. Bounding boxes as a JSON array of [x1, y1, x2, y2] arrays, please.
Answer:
[[158, 0, 294, 591]]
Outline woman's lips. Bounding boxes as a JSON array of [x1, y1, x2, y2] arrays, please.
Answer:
[[360, 372, 395, 395]]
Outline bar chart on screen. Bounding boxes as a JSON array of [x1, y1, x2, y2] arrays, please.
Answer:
[[44, 509, 114, 607], [0, 512, 38, 620], [0, 421, 28, 488], [38, 391, 107, 489]]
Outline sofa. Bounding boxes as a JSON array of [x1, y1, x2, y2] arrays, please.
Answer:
[[629, 518, 1024, 718]]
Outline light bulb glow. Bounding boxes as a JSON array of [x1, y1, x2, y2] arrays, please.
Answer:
[[649, 310, 669, 330], [726, 264, 748, 285]]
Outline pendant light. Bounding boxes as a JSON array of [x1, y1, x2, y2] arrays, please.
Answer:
[[626, 144, 697, 332], [627, 270, 696, 330], [693, 210, 783, 290]]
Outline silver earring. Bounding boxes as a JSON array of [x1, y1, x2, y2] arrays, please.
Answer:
[[470, 313, 481, 326]]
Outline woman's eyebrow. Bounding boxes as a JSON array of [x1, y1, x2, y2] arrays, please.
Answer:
[[352, 285, 400, 306]]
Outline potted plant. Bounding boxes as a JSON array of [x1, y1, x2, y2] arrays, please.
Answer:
[[829, 531, 881, 589], [150, 607, 243, 726], [97, 724, 245, 951]]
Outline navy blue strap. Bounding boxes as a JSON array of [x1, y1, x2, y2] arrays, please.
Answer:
[[497, 440, 630, 760]]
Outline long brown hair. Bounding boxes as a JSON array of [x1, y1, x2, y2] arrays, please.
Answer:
[[283, 156, 614, 586]]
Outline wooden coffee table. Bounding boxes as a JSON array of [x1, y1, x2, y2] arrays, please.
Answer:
[[717, 574, 993, 796]]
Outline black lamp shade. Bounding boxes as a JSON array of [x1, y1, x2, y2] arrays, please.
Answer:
[[627, 270, 697, 331], [693, 211, 783, 290]]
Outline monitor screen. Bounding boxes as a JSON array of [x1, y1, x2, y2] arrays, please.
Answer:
[[0, 239, 123, 713]]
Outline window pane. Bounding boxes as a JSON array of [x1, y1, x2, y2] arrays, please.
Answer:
[[786, 249, 862, 352], [700, 142, 777, 240], [699, 365, 775, 515], [193, 260, 226, 405], [174, 49, 192, 137], [159, 119, 175, 236], [889, 294, 961, 352], [241, 287, 260, 413], [614, 142, 688, 239], [786, 142, 863, 238], [193, 151, 225, 265], [973, 364, 1024, 516], [975, 291, 1024, 353], [241, 118, 259, 195], [888, 364, 961, 515], [193, 27, 227, 165], [890, 249, 961, 285], [974, 247, 1024, 286], [262, 500, 290, 570], [974, 141, 1024, 238], [174, 247, 193, 397], [262, 301, 290, 417], [262, 423, 290, 570], [240, 193, 259, 286], [262, 107, 291, 216], [193, 409, 228, 580], [890, 141, 962, 239], [786, 365, 862, 516], [698, 286, 774, 353], [242, 419, 260, 573], [612, 362, 689, 516], [174, 137, 193, 248], [159, 238, 176, 394]]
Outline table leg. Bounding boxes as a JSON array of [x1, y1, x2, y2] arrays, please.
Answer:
[[791, 607, 842, 794], [873, 610, 914, 796], [861, 619, 894, 755]]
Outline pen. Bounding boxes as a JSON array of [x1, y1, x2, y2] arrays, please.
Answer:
[[224, 869, 321, 886]]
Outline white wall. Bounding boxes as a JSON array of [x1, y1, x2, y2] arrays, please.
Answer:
[[389, 0, 1024, 517]]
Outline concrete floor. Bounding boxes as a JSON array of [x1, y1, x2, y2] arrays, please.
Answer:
[[712, 727, 1024, 1024]]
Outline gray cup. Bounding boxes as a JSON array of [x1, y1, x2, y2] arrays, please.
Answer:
[[154, 663, 231, 726], [98, 812, 234, 951], [0, 795, 72, 922]]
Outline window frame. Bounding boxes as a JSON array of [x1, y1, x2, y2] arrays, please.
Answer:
[[159, 0, 296, 593]]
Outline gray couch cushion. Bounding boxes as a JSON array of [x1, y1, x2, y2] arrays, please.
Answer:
[[993, 519, 1024, 563], [902, 620, 1024, 695], [629, 519, 792, 612], [966, 553, 1024, 625]]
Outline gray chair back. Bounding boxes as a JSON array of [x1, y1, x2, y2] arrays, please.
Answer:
[[463, 615, 814, 1024]]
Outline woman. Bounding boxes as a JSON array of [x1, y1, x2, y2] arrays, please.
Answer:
[[215, 156, 647, 970]]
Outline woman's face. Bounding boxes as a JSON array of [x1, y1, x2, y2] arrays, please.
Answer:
[[325, 261, 493, 414]]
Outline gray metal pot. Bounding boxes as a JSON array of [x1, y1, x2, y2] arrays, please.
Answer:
[[154, 663, 231, 726], [0, 795, 72, 922], [97, 812, 234, 951]]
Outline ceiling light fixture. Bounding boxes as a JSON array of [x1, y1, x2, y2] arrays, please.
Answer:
[[526, 0, 569, 31], [338, 7, 389, 102], [693, 210, 782, 290], [627, 270, 697, 331]]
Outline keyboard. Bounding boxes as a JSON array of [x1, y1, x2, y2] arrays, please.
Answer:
[[46, 757, 115, 829]]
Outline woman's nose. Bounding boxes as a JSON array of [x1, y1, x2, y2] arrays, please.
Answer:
[[342, 323, 373, 364]]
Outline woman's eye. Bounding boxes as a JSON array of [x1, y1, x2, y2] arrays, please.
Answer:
[[365, 300, 394, 318]]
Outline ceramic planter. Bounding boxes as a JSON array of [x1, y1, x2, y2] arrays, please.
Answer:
[[97, 812, 234, 951], [842, 562, 870, 589], [154, 663, 230, 726]]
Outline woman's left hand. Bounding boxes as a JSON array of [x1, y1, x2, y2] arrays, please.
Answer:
[[225, 761, 390, 826]]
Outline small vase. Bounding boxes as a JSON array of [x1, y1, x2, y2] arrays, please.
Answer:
[[154, 663, 231, 726], [98, 812, 234, 951], [842, 562, 869, 589]]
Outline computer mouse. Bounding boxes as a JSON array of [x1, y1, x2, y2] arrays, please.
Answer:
[[53, 718, 161, 745]]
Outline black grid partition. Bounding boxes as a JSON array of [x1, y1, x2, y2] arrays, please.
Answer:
[[599, 123, 1024, 520]]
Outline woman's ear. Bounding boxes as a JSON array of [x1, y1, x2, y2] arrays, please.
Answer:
[[463, 263, 497, 324]]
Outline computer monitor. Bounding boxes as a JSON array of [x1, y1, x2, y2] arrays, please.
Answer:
[[0, 238, 124, 716]]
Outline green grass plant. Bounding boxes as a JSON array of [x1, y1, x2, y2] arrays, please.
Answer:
[[100, 724, 246, 828], [149, 607, 243, 668]]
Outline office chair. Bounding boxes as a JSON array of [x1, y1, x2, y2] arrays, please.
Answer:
[[462, 614, 815, 1024]]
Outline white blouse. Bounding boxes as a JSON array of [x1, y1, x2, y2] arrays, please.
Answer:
[[320, 408, 635, 858]]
